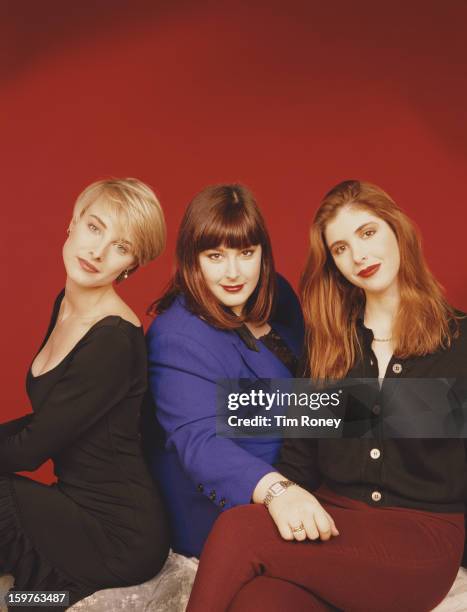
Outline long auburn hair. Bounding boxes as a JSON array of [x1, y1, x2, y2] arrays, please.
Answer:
[[148, 184, 276, 329], [301, 180, 459, 380]]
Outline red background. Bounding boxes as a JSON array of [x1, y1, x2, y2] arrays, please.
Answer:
[[1, 1, 466, 483]]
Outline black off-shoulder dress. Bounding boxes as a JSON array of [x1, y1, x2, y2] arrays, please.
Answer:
[[0, 293, 169, 609]]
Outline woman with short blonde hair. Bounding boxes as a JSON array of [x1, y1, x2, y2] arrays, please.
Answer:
[[0, 178, 169, 610]]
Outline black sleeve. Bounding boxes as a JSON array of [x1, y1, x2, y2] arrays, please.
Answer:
[[274, 437, 322, 492], [0, 414, 33, 440], [0, 325, 132, 473], [463, 439, 467, 568]]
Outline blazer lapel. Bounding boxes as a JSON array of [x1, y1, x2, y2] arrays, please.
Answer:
[[230, 332, 292, 379]]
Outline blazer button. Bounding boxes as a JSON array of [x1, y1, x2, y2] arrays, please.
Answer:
[[197, 484, 204, 493], [209, 490, 216, 501], [372, 404, 381, 415], [219, 498, 226, 508], [371, 490, 382, 502], [392, 363, 402, 374]]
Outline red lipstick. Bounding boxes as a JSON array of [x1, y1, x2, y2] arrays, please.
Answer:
[[221, 284, 244, 293], [78, 257, 99, 273], [358, 263, 380, 278]]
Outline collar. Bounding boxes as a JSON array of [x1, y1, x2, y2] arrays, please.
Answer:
[[234, 324, 260, 352], [356, 316, 375, 348]]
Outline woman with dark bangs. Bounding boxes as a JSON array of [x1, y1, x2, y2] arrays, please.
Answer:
[[143, 184, 304, 559], [187, 181, 467, 611]]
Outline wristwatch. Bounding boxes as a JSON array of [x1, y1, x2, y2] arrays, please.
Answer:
[[263, 480, 296, 508]]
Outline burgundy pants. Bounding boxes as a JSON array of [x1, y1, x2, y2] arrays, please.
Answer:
[[187, 487, 464, 612]]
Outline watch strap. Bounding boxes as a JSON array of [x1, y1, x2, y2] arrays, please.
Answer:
[[263, 480, 296, 508]]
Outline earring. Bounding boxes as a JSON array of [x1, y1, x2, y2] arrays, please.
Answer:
[[123, 269, 129, 280]]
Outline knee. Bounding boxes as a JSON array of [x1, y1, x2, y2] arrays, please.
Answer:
[[209, 504, 271, 545], [216, 504, 265, 528]]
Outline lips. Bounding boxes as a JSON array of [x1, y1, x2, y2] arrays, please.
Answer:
[[220, 284, 245, 293], [78, 257, 99, 273], [358, 263, 380, 278]]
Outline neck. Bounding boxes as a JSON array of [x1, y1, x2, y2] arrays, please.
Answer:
[[62, 278, 116, 320], [363, 282, 400, 336]]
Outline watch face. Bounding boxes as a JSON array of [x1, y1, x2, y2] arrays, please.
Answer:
[[271, 483, 284, 496]]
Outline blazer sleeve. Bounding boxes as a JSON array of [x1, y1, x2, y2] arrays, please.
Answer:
[[0, 325, 132, 473], [147, 329, 275, 510]]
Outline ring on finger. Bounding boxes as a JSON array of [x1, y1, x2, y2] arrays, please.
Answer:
[[291, 523, 305, 534]]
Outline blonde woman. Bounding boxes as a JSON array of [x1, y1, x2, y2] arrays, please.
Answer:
[[187, 180, 466, 612], [0, 179, 169, 610]]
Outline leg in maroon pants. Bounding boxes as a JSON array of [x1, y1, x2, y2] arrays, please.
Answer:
[[187, 491, 464, 612], [229, 576, 333, 612]]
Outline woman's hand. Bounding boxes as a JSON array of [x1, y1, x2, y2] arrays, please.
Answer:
[[267, 485, 339, 541], [252, 472, 339, 541]]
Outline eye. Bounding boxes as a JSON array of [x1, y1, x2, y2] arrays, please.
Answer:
[[362, 229, 376, 238], [241, 248, 255, 257], [88, 223, 100, 233], [333, 244, 346, 256], [115, 243, 129, 255], [207, 252, 223, 261]]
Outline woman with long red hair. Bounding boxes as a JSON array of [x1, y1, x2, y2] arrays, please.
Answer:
[[187, 180, 467, 611]]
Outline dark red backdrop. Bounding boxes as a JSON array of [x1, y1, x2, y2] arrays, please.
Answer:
[[1, 1, 466, 482]]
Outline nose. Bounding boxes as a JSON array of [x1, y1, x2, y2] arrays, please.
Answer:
[[89, 240, 107, 261], [225, 255, 240, 280], [352, 247, 368, 265]]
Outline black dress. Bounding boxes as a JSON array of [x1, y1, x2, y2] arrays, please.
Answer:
[[0, 292, 169, 609]]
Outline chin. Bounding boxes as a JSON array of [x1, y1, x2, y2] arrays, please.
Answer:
[[67, 268, 104, 288], [363, 280, 395, 295]]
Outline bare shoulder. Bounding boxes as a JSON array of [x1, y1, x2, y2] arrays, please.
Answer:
[[101, 296, 141, 328], [114, 305, 141, 327]]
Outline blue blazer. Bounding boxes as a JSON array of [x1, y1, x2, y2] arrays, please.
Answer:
[[145, 275, 304, 557]]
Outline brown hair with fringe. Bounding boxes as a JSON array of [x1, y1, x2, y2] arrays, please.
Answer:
[[148, 184, 276, 329], [300, 180, 459, 380]]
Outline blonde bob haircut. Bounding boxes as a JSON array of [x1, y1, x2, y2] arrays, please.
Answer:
[[71, 178, 166, 271]]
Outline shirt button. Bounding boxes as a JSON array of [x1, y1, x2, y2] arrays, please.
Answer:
[[219, 498, 226, 508], [371, 491, 382, 502], [372, 404, 381, 415], [392, 363, 402, 374], [370, 448, 381, 459], [197, 484, 204, 493], [209, 490, 216, 501]]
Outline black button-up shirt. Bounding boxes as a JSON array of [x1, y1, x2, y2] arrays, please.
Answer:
[[276, 316, 467, 514]]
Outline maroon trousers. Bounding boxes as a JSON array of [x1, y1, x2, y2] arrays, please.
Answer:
[[187, 487, 464, 612]]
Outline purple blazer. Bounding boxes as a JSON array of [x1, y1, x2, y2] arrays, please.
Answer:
[[144, 275, 304, 557]]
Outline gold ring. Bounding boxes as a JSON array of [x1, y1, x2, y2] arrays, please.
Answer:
[[291, 523, 305, 534]]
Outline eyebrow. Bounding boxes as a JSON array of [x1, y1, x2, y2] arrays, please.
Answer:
[[89, 214, 107, 229], [89, 214, 133, 246], [328, 221, 376, 251]]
